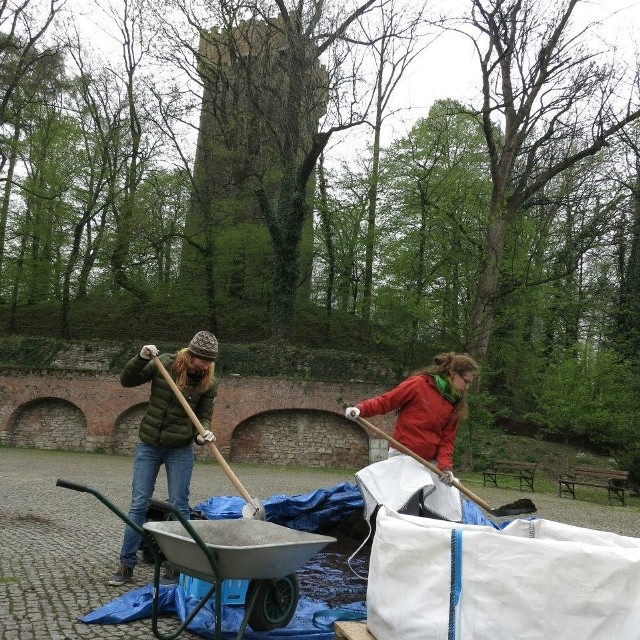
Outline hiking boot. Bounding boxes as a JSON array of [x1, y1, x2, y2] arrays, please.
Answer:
[[108, 562, 134, 586], [160, 564, 179, 585]]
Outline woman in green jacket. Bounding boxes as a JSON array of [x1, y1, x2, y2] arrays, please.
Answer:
[[108, 331, 218, 587]]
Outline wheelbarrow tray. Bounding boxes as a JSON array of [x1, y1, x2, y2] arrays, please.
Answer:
[[143, 519, 336, 582]]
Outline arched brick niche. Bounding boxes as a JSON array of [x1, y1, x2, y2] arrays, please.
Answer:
[[113, 403, 220, 461], [10, 397, 86, 451], [230, 409, 368, 469], [113, 404, 147, 455]]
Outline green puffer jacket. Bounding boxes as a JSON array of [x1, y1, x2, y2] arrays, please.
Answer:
[[120, 353, 217, 448]]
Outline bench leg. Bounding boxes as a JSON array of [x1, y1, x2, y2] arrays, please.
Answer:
[[557, 482, 575, 499], [607, 488, 626, 507], [483, 473, 497, 488], [520, 477, 534, 492]]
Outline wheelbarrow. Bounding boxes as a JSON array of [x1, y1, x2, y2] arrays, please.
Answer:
[[56, 479, 336, 640]]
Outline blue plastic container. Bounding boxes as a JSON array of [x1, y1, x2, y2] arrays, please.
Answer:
[[179, 574, 248, 606]]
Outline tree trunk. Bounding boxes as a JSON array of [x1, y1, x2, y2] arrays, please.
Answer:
[[0, 118, 21, 295], [316, 155, 335, 327], [468, 201, 507, 359], [362, 100, 383, 329]]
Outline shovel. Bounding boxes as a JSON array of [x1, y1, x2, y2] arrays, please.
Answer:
[[354, 415, 536, 518], [152, 355, 266, 520]]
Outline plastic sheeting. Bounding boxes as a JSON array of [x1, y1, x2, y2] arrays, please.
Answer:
[[367, 506, 640, 640], [80, 583, 366, 639], [194, 481, 364, 532]]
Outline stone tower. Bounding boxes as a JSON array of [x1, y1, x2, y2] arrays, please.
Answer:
[[182, 19, 327, 336]]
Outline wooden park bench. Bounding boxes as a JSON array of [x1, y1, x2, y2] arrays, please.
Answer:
[[557, 466, 629, 506], [482, 460, 538, 492]]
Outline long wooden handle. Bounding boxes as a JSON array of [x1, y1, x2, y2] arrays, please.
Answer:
[[355, 415, 493, 512], [152, 355, 255, 506]]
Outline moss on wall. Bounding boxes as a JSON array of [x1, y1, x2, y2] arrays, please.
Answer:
[[0, 335, 399, 384]]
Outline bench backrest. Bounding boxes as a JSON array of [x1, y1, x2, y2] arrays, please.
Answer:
[[573, 466, 628, 479], [493, 460, 538, 471]]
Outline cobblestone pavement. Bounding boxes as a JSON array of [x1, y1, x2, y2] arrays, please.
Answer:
[[2, 447, 640, 639], [1, 447, 357, 639]]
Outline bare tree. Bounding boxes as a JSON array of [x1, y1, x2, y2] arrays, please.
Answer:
[[461, 0, 640, 359], [356, 0, 431, 330], [0, 0, 61, 126], [59, 30, 126, 336], [101, 0, 163, 302]]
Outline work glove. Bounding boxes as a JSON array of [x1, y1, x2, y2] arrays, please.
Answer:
[[195, 429, 216, 445], [140, 345, 159, 360], [440, 469, 455, 486], [345, 406, 360, 420]]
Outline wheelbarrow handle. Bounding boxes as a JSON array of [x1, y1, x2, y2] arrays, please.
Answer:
[[56, 478, 90, 493], [56, 477, 148, 538]]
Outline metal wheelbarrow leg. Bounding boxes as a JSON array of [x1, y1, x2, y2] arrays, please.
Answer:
[[56, 479, 227, 640]]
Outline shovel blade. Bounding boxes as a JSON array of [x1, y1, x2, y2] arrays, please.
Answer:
[[489, 498, 537, 518], [241, 497, 266, 520]]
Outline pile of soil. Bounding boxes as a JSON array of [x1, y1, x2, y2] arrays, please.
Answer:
[[296, 510, 371, 607]]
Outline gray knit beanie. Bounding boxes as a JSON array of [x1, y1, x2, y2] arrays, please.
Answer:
[[187, 331, 218, 361]]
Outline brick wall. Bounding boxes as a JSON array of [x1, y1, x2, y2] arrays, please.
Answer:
[[0, 370, 394, 469], [231, 409, 369, 468]]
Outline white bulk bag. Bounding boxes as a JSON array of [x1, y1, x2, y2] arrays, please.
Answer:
[[367, 506, 640, 640], [355, 455, 463, 522]]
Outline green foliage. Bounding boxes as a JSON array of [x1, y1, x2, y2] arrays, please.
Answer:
[[620, 453, 640, 492], [214, 223, 274, 319], [366, 101, 490, 362], [488, 287, 549, 415], [0, 335, 63, 367], [217, 342, 397, 383], [574, 451, 596, 465], [531, 346, 640, 454], [453, 390, 502, 471]]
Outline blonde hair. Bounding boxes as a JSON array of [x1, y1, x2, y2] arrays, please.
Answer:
[[413, 352, 480, 418], [171, 348, 216, 392]]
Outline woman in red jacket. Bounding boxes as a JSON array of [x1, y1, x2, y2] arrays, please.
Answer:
[[346, 352, 479, 486]]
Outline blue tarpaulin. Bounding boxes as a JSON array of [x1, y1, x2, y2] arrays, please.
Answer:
[[81, 482, 509, 637], [193, 481, 509, 530], [81, 583, 364, 639], [194, 481, 365, 531]]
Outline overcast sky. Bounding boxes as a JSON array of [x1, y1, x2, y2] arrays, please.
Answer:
[[63, 0, 640, 165], [333, 0, 640, 158]]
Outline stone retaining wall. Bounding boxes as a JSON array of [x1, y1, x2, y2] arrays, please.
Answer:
[[1, 370, 394, 469]]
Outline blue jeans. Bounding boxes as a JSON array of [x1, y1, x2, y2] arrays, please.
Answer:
[[119, 441, 195, 568]]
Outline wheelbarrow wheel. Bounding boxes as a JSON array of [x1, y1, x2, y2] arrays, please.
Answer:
[[246, 573, 299, 632]]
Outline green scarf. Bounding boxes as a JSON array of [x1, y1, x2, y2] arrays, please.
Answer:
[[433, 374, 461, 403]]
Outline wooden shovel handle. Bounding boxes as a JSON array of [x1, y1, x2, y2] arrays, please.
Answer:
[[355, 415, 493, 512], [152, 355, 255, 506]]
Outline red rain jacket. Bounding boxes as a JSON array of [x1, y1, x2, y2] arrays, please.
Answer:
[[357, 374, 458, 470]]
